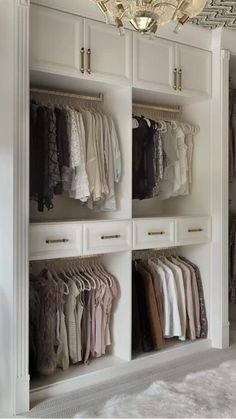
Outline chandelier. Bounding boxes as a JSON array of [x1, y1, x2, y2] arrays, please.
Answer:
[[91, 0, 207, 36]]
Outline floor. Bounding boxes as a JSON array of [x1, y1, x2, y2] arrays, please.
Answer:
[[26, 331, 236, 418]]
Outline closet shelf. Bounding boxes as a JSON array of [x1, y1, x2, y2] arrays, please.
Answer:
[[30, 87, 103, 102]]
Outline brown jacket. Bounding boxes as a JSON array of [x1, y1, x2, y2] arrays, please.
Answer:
[[135, 261, 165, 350]]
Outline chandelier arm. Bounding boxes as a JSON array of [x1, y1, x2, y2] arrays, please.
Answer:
[[172, 0, 188, 20], [153, 2, 178, 11]]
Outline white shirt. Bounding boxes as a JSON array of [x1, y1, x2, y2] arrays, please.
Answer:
[[156, 258, 182, 338], [149, 260, 170, 337], [164, 257, 187, 341]]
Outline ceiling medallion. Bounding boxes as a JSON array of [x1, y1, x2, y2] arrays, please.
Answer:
[[91, 0, 207, 36]]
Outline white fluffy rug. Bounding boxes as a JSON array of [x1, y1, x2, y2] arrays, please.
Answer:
[[75, 361, 236, 418]]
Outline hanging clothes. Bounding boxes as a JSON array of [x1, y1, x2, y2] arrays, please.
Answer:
[[132, 115, 198, 201], [30, 100, 122, 212], [29, 260, 118, 376], [132, 253, 208, 354]]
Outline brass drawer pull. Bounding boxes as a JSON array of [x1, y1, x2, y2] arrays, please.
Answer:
[[87, 48, 91, 74], [148, 231, 165, 236], [173, 68, 177, 90], [188, 228, 203, 233], [178, 68, 182, 91], [101, 234, 120, 240], [46, 239, 69, 244], [80, 47, 85, 74]]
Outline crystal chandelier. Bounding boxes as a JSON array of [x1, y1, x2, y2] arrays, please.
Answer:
[[91, 0, 207, 36]]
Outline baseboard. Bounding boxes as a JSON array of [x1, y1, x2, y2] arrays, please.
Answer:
[[30, 339, 211, 404], [15, 375, 30, 415]]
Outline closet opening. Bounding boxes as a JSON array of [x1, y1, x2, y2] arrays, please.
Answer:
[[131, 244, 210, 360], [132, 87, 211, 219], [229, 53, 236, 346], [29, 251, 131, 396], [29, 72, 132, 223]]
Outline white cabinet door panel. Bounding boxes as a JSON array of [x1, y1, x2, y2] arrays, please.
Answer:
[[84, 19, 132, 83], [133, 34, 175, 92], [177, 45, 211, 97], [83, 220, 132, 255], [29, 222, 83, 260], [30, 5, 83, 75], [176, 217, 211, 245], [133, 218, 175, 250]]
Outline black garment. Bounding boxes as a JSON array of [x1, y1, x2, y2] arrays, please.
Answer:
[[132, 267, 142, 352], [30, 104, 53, 211], [132, 116, 156, 200], [132, 261, 154, 352]]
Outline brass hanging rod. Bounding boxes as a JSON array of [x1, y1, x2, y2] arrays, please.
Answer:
[[30, 87, 103, 102], [133, 102, 181, 113]]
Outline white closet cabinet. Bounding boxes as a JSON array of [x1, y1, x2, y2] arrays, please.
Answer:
[[84, 19, 132, 83], [30, 5, 132, 84], [133, 33, 211, 98], [133, 34, 175, 93], [30, 5, 83, 76], [177, 44, 212, 97]]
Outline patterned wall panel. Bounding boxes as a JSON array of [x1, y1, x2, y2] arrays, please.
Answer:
[[190, 0, 236, 29]]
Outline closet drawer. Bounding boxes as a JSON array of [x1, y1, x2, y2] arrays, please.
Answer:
[[29, 223, 83, 260], [176, 217, 211, 245], [83, 220, 132, 255], [133, 218, 175, 250]]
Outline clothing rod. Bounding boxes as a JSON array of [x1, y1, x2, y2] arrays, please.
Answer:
[[29, 254, 103, 265], [133, 102, 181, 113], [30, 87, 103, 102]]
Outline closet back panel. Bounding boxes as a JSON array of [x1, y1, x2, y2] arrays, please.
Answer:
[[30, 80, 132, 222], [164, 101, 211, 216], [132, 99, 211, 218]]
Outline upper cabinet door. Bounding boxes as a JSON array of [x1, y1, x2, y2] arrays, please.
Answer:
[[30, 5, 83, 76], [133, 34, 176, 93], [84, 19, 132, 83], [177, 44, 212, 98]]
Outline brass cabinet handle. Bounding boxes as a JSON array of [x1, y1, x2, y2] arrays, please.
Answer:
[[178, 68, 182, 91], [46, 239, 69, 244], [148, 231, 165, 236], [80, 47, 85, 74], [87, 48, 91, 74], [188, 228, 203, 233], [101, 234, 120, 240], [173, 68, 177, 90]]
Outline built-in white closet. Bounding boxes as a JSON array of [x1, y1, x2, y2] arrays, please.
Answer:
[[2, 1, 233, 416], [27, 2, 213, 406]]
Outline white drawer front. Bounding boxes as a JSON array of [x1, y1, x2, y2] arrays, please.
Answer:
[[176, 217, 211, 245], [133, 218, 175, 250], [29, 223, 83, 260], [83, 221, 132, 255]]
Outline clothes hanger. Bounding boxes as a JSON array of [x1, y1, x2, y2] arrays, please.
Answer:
[[68, 261, 85, 292], [73, 261, 92, 291], [81, 262, 97, 290], [94, 262, 113, 288], [50, 261, 69, 295]]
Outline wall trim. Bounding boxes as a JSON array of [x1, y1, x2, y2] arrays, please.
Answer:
[[14, 0, 30, 414]]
